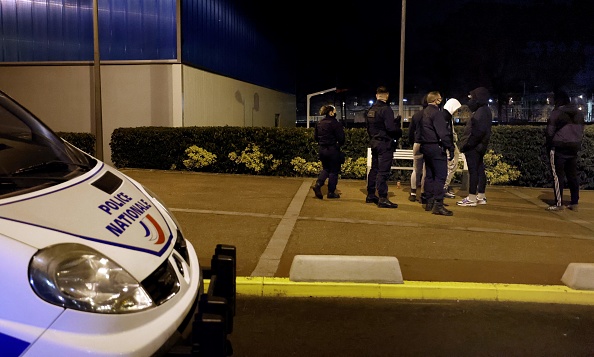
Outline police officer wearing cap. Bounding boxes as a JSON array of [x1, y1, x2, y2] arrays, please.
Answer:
[[419, 91, 454, 216], [365, 86, 402, 208]]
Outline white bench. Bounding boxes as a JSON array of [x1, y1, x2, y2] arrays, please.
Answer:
[[366, 147, 469, 190]]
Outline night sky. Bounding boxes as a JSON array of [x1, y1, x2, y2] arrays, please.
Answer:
[[255, 0, 594, 105]]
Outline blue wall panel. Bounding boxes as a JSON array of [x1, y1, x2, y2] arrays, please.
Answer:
[[100, 0, 176, 60], [0, 0, 93, 61], [0, 0, 176, 62], [181, 0, 295, 94]]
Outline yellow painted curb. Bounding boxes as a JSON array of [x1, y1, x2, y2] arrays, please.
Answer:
[[209, 277, 594, 306]]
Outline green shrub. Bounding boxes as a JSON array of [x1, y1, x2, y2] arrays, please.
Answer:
[[57, 132, 95, 156], [107, 124, 594, 189]]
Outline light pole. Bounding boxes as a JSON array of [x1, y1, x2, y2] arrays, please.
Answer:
[[92, 0, 103, 160], [306, 87, 337, 128], [398, 0, 406, 130]]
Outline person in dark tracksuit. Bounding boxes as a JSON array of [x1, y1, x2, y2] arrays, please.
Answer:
[[457, 87, 492, 207], [544, 90, 585, 211], [312, 104, 345, 199], [419, 91, 454, 216], [365, 86, 402, 208]]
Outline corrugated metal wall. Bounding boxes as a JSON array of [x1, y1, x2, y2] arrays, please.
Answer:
[[0, 0, 93, 61], [181, 0, 295, 94], [100, 0, 176, 60], [0, 0, 176, 61]]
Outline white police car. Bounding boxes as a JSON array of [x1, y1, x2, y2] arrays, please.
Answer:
[[0, 90, 235, 356]]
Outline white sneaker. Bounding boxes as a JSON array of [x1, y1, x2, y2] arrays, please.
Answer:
[[444, 187, 456, 199], [477, 197, 487, 205], [457, 197, 477, 207]]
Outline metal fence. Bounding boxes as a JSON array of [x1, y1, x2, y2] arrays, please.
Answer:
[[298, 101, 593, 127]]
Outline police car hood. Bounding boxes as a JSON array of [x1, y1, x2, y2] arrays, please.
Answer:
[[0, 163, 175, 280]]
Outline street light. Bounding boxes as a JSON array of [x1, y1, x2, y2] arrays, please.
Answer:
[[398, 0, 406, 130], [92, 0, 104, 160], [306, 87, 337, 128]]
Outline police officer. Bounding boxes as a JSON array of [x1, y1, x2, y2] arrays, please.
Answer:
[[312, 104, 345, 199], [365, 86, 402, 208], [419, 91, 454, 216]]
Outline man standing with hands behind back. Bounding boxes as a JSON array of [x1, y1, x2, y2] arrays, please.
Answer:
[[365, 86, 401, 208]]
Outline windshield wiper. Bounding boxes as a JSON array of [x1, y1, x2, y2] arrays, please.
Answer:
[[10, 160, 91, 176]]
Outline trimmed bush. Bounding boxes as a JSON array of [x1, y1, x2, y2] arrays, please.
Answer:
[[106, 125, 594, 189]]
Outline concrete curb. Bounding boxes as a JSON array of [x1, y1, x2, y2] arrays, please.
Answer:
[[289, 255, 403, 284], [229, 277, 594, 306]]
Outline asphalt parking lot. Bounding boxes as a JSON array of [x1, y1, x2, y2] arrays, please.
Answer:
[[230, 296, 594, 357], [122, 170, 594, 356]]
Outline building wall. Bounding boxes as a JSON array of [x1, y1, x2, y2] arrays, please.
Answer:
[[0, 65, 93, 133], [0, 64, 296, 165]]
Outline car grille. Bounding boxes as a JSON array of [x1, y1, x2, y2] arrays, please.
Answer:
[[141, 229, 190, 305]]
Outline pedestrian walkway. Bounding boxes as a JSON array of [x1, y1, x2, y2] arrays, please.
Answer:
[[122, 169, 594, 304]]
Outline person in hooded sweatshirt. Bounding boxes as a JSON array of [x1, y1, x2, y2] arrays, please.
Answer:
[[442, 98, 462, 198], [457, 87, 492, 207], [544, 90, 585, 211]]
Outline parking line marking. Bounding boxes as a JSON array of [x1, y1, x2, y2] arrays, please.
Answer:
[[249, 179, 311, 277]]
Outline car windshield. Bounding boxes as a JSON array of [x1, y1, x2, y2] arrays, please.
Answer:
[[0, 91, 96, 198]]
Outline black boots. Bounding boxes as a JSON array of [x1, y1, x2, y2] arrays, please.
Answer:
[[366, 195, 379, 204], [420, 193, 428, 205], [313, 185, 340, 199], [312, 184, 323, 199], [432, 200, 453, 216], [378, 197, 398, 209], [424, 198, 434, 211]]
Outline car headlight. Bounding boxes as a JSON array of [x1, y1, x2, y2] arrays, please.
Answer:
[[29, 243, 155, 313]]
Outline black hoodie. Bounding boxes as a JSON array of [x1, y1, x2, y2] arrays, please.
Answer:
[[459, 87, 492, 154], [546, 101, 585, 155]]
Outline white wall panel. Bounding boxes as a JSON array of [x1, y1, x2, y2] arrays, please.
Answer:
[[0, 66, 92, 133], [182, 66, 295, 128]]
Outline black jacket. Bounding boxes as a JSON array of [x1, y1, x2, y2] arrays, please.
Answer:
[[459, 87, 492, 153], [418, 104, 453, 151], [366, 100, 400, 141], [546, 103, 585, 155], [408, 109, 423, 145], [315, 115, 345, 147]]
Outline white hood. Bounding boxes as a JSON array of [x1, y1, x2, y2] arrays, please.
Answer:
[[444, 98, 461, 115]]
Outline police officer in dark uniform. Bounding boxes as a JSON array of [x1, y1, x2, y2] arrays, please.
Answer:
[[312, 104, 345, 199], [419, 91, 454, 216], [365, 86, 402, 208]]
